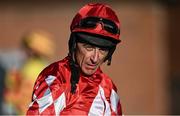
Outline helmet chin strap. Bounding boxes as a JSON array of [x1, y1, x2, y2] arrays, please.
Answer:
[[105, 46, 116, 66], [107, 57, 112, 65]]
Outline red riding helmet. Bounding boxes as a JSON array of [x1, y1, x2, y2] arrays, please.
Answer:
[[70, 3, 121, 43]]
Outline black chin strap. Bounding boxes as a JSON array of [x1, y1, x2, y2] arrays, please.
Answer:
[[106, 46, 116, 65]]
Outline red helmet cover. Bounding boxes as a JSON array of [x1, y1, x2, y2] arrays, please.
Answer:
[[70, 3, 121, 42]]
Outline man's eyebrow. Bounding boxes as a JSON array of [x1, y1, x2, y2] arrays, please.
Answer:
[[82, 43, 94, 47]]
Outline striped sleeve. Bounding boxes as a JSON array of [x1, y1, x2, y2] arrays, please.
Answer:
[[26, 75, 66, 115]]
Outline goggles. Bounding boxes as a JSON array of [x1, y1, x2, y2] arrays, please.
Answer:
[[76, 17, 120, 35]]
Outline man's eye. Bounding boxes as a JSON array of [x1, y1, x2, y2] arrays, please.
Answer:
[[85, 46, 94, 51], [99, 48, 108, 54], [83, 44, 94, 51], [100, 48, 108, 51]]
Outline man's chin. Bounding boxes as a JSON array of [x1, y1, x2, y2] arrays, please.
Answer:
[[82, 69, 96, 76]]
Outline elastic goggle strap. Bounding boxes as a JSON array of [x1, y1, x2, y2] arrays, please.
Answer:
[[77, 17, 120, 35]]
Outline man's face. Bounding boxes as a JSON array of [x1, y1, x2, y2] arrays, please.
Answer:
[[75, 42, 109, 76]]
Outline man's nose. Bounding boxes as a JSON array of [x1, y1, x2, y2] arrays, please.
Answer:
[[91, 48, 99, 64]]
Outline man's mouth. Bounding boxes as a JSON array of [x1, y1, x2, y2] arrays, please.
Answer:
[[86, 64, 97, 70]]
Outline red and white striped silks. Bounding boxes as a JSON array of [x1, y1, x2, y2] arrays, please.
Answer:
[[26, 56, 122, 115]]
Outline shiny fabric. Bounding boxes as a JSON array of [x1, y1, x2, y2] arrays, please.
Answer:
[[70, 3, 121, 42], [26, 56, 122, 115]]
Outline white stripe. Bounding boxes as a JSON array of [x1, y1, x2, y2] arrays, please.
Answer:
[[45, 75, 56, 86], [37, 89, 53, 113], [88, 86, 104, 116], [54, 92, 66, 115], [28, 101, 35, 108], [110, 89, 119, 114], [33, 94, 37, 100], [88, 86, 111, 116], [44, 88, 51, 96], [99, 86, 111, 116]]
